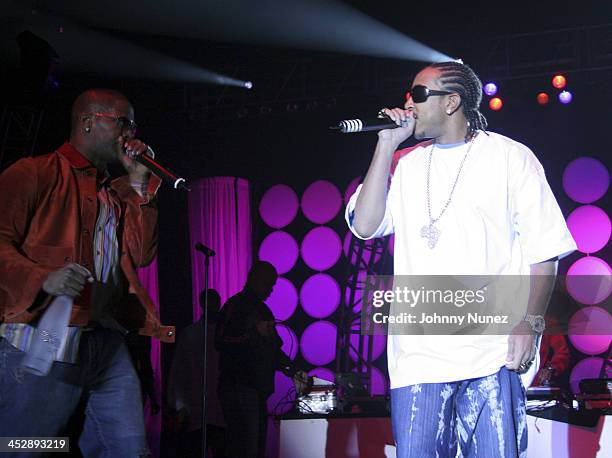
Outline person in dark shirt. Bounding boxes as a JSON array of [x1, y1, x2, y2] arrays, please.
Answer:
[[216, 261, 307, 458]]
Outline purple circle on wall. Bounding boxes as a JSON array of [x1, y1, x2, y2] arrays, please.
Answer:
[[276, 324, 299, 360], [259, 184, 299, 229], [353, 366, 389, 396], [301, 180, 342, 224], [259, 231, 298, 275], [370, 366, 388, 395], [308, 367, 335, 384], [568, 307, 612, 355], [300, 321, 337, 366], [569, 357, 611, 394], [563, 157, 610, 204], [300, 273, 341, 319], [344, 177, 361, 205], [301, 226, 342, 271], [343, 232, 382, 266], [567, 205, 611, 254], [267, 277, 298, 321], [566, 257, 612, 305], [349, 332, 386, 362], [267, 372, 295, 414]]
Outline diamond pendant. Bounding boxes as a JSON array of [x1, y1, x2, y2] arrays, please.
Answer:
[[420, 222, 440, 249]]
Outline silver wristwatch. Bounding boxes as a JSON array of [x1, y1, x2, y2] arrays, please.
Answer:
[[523, 314, 546, 333]]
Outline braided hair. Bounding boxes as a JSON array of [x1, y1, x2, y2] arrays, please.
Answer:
[[430, 61, 488, 141]]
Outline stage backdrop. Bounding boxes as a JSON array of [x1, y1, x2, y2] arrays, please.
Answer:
[[188, 177, 252, 321]]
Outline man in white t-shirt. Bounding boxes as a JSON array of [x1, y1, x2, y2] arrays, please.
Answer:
[[345, 61, 576, 457]]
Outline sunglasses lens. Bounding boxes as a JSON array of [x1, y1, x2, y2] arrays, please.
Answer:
[[411, 85, 428, 103]]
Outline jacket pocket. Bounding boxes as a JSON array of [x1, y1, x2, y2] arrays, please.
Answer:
[[21, 243, 74, 268]]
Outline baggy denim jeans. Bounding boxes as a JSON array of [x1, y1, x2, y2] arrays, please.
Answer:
[[0, 327, 149, 457], [390, 366, 527, 458]]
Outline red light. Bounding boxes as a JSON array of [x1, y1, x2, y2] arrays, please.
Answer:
[[537, 92, 549, 105], [489, 97, 503, 111], [552, 75, 567, 89], [405, 91, 411, 101]]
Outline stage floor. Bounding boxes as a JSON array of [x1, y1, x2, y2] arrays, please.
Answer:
[[279, 413, 612, 457]]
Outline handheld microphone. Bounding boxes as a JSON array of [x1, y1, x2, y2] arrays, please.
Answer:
[[132, 147, 190, 191], [331, 114, 410, 133], [195, 242, 216, 257]]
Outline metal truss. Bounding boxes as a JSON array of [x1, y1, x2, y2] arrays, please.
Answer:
[[336, 233, 391, 392]]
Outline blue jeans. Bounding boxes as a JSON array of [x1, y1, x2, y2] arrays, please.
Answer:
[[390, 367, 527, 458], [0, 327, 148, 457]]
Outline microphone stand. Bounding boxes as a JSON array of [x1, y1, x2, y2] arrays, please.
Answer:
[[200, 251, 211, 458]]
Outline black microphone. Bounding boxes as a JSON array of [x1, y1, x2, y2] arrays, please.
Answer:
[[131, 147, 190, 191], [195, 242, 216, 257], [331, 114, 410, 133]]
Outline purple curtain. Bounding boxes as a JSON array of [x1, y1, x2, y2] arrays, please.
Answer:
[[137, 257, 162, 458], [188, 177, 252, 321]]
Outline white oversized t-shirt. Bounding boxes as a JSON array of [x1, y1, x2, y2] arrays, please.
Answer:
[[346, 131, 576, 389]]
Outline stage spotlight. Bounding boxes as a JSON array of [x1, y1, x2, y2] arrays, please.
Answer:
[[552, 74, 567, 89], [244, 81, 253, 89], [559, 90, 573, 104], [45, 1, 453, 63], [489, 97, 503, 111], [483, 83, 498, 96], [537, 92, 549, 105]]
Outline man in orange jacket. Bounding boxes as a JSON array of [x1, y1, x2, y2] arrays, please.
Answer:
[[0, 89, 173, 457]]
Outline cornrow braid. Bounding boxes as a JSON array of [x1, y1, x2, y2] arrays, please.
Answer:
[[430, 61, 488, 141]]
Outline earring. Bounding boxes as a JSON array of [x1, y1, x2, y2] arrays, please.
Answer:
[[446, 109, 451, 115], [84, 127, 91, 133]]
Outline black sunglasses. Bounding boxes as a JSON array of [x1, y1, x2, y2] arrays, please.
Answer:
[[93, 113, 138, 132], [407, 85, 454, 104]]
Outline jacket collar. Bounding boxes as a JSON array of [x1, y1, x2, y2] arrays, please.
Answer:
[[57, 142, 110, 183]]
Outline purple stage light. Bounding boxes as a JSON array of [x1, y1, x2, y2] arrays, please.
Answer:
[[559, 90, 573, 104], [300, 321, 337, 366], [343, 231, 382, 266], [259, 184, 299, 229], [569, 357, 610, 394], [267, 372, 295, 414], [259, 230, 298, 275], [267, 277, 298, 321], [568, 306, 612, 355], [276, 324, 299, 360], [302, 180, 342, 224], [566, 257, 612, 305], [300, 273, 341, 319], [563, 157, 610, 204], [349, 330, 386, 362], [353, 366, 388, 395], [370, 367, 388, 395], [344, 177, 361, 205], [301, 226, 342, 271], [483, 82, 498, 96], [308, 367, 335, 384], [567, 205, 611, 254]]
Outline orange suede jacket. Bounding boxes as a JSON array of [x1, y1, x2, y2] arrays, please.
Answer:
[[0, 143, 174, 342]]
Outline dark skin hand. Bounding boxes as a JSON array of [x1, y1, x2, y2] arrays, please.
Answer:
[[42, 263, 94, 297]]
